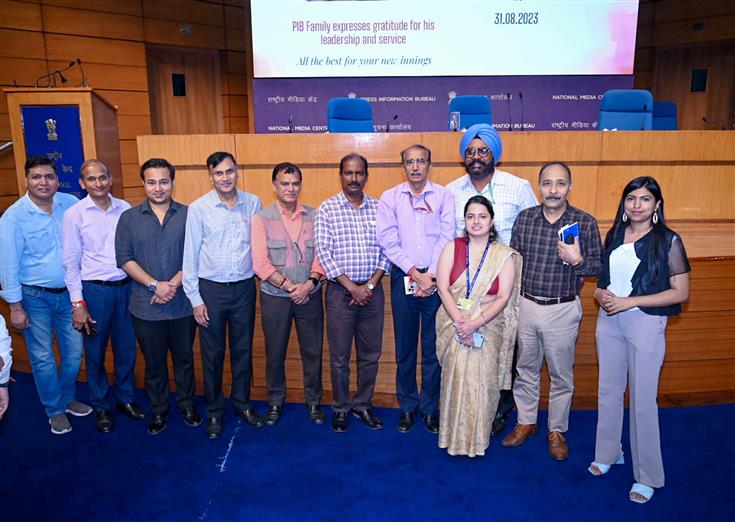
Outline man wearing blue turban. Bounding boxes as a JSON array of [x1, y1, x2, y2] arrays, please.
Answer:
[[445, 123, 538, 435]]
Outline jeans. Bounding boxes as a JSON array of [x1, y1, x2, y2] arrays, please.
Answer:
[[82, 281, 137, 410], [21, 286, 83, 417]]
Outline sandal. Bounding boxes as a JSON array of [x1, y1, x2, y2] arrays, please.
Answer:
[[629, 483, 654, 504], [588, 453, 624, 476]]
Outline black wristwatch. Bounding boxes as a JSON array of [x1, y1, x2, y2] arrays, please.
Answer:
[[308, 276, 320, 288]]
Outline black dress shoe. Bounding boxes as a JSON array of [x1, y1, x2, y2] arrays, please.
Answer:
[[332, 411, 348, 432], [95, 410, 114, 433], [234, 407, 264, 428], [491, 412, 508, 436], [181, 407, 202, 428], [263, 405, 282, 427], [116, 401, 146, 420], [352, 408, 384, 430], [423, 413, 440, 434], [307, 404, 325, 425], [397, 411, 416, 433], [147, 411, 168, 435], [206, 417, 223, 439]]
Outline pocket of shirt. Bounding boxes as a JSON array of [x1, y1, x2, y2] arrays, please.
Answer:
[[26, 228, 52, 257], [267, 239, 288, 267]]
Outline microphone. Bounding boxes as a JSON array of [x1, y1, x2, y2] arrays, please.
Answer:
[[507, 92, 513, 132], [76, 58, 88, 87], [518, 91, 524, 131], [640, 103, 648, 130], [288, 115, 294, 133], [385, 114, 398, 133]]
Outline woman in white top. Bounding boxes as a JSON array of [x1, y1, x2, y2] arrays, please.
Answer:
[[589, 176, 690, 504]]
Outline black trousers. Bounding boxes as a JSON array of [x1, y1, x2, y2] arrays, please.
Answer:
[[132, 315, 197, 415], [495, 340, 519, 419], [198, 278, 256, 417], [325, 282, 384, 413], [260, 290, 324, 406]]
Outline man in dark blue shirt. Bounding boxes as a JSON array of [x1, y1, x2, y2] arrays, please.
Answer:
[[115, 158, 201, 436]]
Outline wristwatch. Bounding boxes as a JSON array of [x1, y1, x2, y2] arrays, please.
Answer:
[[367, 282, 375, 290], [308, 276, 320, 288], [148, 280, 159, 292]]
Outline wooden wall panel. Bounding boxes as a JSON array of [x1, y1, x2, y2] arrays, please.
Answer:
[[143, 0, 224, 27], [0, 29, 46, 59], [42, 5, 143, 41], [41, 0, 143, 17], [143, 18, 225, 49], [0, 1, 43, 31], [45, 34, 146, 67]]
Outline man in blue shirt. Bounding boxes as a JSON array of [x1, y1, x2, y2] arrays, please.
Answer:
[[183, 151, 264, 439], [0, 156, 92, 434]]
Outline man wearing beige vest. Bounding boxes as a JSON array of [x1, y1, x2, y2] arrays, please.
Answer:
[[251, 162, 326, 426]]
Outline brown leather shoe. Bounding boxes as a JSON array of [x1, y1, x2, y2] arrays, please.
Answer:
[[501, 423, 538, 447], [548, 431, 569, 461]]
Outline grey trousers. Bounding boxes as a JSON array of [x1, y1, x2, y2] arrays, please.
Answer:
[[513, 296, 582, 432], [594, 308, 667, 488], [325, 282, 384, 413]]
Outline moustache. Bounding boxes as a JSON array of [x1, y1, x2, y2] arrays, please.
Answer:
[[545, 196, 561, 200]]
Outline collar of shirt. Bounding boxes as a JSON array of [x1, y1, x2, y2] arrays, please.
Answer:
[[458, 169, 514, 191], [398, 179, 436, 197], [141, 198, 182, 215], [23, 192, 66, 215], [276, 200, 307, 221], [337, 190, 368, 209], [207, 189, 245, 209], [530, 203, 576, 225], [79, 194, 125, 212]]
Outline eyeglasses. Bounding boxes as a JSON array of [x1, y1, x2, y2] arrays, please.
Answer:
[[212, 167, 236, 178], [404, 158, 428, 166], [464, 147, 491, 158]]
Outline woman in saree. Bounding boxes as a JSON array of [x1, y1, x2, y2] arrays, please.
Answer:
[[435, 195, 522, 457]]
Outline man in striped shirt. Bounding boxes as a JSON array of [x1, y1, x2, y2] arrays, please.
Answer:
[[315, 153, 391, 433]]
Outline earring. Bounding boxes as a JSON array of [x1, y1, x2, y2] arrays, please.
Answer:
[[622, 212, 628, 223], [652, 210, 659, 224]]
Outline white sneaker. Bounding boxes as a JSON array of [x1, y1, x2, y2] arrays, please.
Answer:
[[65, 401, 93, 417], [49, 413, 72, 435]]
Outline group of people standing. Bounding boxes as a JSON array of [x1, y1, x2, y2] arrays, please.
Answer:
[[0, 124, 690, 504]]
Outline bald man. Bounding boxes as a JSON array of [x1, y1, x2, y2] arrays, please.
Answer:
[[446, 124, 538, 436]]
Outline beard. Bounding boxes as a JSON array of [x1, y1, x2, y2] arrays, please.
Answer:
[[465, 160, 494, 180]]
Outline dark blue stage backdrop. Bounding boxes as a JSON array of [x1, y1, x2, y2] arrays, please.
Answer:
[[253, 75, 634, 133]]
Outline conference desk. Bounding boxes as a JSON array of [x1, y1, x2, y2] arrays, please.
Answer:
[[4, 131, 734, 409]]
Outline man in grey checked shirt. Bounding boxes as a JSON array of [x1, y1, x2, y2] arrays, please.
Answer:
[[446, 123, 538, 437], [183, 151, 264, 439], [315, 153, 391, 433]]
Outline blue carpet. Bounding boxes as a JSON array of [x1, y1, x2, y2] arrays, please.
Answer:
[[1, 371, 733, 522]]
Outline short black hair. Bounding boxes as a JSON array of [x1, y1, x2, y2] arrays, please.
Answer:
[[140, 158, 176, 181], [339, 152, 368, 175], [272, 162, 302, 182], [206, 151, 236, 170], [539, 161, 572, 183], [24, 155, 56, 177]]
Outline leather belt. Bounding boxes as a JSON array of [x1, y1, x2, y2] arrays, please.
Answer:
[[522, 291, 576, 306], [84, 278, 130, 287], [201, 278, 248, 286], [23, 284, 66, 294]]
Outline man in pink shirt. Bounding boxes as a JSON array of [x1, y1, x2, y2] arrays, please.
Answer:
[[251, 162, 326, 426], [376, 144, 455, 434], [62, 159, 145, 433]]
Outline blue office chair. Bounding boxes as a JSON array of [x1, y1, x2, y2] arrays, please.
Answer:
[[327, 98, 374, 133], [653, 101, 678, 130], [448, 95, 492, 130], [598, 89, 654, 130]]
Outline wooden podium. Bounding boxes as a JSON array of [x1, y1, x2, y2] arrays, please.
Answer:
[[3, 87, 123, 198]]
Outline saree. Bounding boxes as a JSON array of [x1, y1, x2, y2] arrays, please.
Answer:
[[436, 241, 522, 457]]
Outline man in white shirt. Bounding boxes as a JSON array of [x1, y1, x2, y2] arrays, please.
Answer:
[[0, 314, 11, 420]]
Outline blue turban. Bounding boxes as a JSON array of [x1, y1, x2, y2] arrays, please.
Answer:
[[459, 124, 503, 165]]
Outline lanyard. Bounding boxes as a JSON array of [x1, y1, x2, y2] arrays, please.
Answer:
[[476, 182, 494, 205], [465, 237, 491, 299], [408, 193, 433, 213]]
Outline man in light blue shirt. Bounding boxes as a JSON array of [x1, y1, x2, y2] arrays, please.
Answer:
[[183, 151, 263, 439], [0, 156, 92, 434]]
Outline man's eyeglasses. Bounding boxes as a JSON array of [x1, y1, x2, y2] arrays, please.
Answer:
[[464, 147, 491, 158], [212, 167, 236, 178], [404, 158, 428, 166]]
